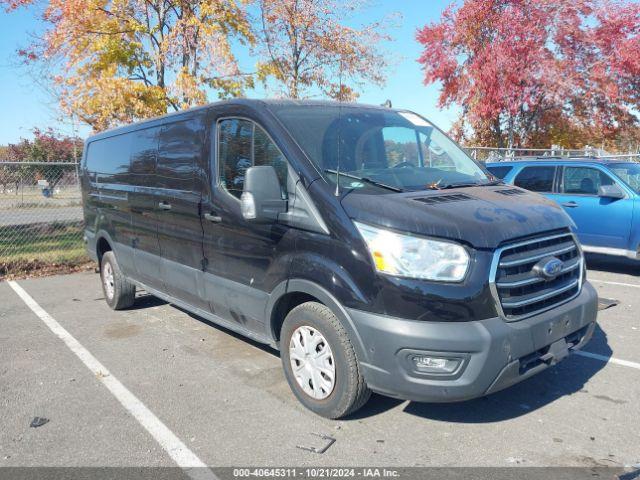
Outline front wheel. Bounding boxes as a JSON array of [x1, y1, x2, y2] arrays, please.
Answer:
[[280, 302, 371, 419], [100, 251, 136, 310]]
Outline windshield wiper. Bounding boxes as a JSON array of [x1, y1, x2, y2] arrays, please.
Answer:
[[441, 182, 480, 189], [426, 179, 504, 190], [425, 180, 477, 190], [480, 179, 505, 186], [324, 169, 404, 192]]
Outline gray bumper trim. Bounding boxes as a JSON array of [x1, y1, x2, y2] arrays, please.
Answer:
[[346, 282, 598, 403]]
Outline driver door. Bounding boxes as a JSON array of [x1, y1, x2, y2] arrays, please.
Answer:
[[199, 116, 293, 332], [554, 165, 632, 250]]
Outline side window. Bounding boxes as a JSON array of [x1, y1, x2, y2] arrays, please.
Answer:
[[218, 119, 253, 198], [130, 127, 160, 183], [254, 125, 288, 196], [86, 134, 132, 183], [157, 119, 201, 191], [218, 119, 289, 199], [486, 166, 513, 179], [514, 166, 556, 192], [563, 166, 613, 195]]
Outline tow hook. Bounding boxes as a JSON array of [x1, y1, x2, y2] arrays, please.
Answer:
[[539, 338, 570, 365]]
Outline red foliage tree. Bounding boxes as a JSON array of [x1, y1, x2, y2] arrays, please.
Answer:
[[416, 0, 640, 149], [5, 129, 83, 192], [7, 129, 82, 163]]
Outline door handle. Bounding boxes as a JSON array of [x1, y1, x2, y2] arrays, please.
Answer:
[[204, 212, 222, 223], [158, 201, 172, 211], [561, 201, 578, 208]]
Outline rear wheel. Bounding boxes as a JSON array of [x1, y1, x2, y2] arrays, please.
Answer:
[[280, 302, 371, 419], [100, 251, 136, 310]]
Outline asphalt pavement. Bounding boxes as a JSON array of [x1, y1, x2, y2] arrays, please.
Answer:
[[1, 255, 639, 472]]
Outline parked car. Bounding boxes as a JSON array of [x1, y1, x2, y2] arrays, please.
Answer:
[[81, 100, 597, 418], [486, 158, 640, 260]]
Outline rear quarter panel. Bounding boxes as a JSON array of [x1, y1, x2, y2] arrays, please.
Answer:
[[80, 142, 98, 260]]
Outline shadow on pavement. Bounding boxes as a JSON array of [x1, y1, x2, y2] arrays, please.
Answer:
[[126, 293, 168, 310], [585, 253, 639, 276], [175, 305, 280, 358], [351, 323, 611, 422], [620, 469, 640, 480]]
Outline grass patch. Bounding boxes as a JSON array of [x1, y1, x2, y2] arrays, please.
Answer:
[[0, 221, 90, 278]]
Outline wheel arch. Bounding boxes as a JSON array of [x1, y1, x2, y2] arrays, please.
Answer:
[[266, 279, 369, 364], [95, 230, 116, 265]]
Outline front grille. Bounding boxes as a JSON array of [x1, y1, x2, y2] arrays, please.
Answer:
[[491, 231, 583, 320]]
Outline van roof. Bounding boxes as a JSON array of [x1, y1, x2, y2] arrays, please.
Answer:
[[86, 98, 395, 142]]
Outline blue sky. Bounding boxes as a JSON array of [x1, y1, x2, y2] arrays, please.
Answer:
[[0, 0, 458, 144]]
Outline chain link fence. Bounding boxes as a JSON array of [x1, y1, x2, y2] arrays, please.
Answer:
[[464, 146, 640, 163], [0, 161, 88, 278]]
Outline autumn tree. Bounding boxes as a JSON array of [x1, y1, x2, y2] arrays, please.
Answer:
[[2, 0, 254, 131], [417, 0, 640, 149], [255, 0, 393, 101]]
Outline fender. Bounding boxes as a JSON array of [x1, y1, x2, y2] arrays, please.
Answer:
[[94, 229, 116, 257], [93, 228, 130, 263], [265, 278, 370, 365], [288, 248, 369, 307]]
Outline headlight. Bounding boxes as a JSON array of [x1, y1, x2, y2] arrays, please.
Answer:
[[354, 222, 470, 282]]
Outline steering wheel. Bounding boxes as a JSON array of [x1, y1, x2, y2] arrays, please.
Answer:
[[393, 161, 416, 169]]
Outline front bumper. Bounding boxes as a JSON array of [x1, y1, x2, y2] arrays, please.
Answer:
[[347, 281, 598, 403]]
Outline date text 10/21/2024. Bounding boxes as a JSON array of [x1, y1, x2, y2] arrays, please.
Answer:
[[232, 469, 401, 478]]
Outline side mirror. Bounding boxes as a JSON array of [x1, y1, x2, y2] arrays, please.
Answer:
[[598, 184, 625, 199], [241, 165, 287, 222]]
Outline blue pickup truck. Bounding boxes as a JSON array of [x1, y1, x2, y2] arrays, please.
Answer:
[[486, 158, 640, 260]]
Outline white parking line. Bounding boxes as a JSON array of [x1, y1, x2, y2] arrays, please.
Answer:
[[575, 351, 640, 371], [589, 278, 640, 289], [8, 280, 217, 480]]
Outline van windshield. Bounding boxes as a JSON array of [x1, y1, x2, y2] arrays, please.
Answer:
[[609, 163, 640, 194], [271, 105, 490, 193]]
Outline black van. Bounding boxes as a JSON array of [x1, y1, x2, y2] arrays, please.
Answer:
[[81, 99, 598, 418]]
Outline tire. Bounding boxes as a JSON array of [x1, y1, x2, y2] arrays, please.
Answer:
[[280, 301, 371, 419], [100, 251, 136, 310]]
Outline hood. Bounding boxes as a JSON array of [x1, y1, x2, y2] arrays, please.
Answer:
[[341, 186, 573, 250]]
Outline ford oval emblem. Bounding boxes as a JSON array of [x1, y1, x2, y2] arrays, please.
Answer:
[[533, 257, 564, 280]]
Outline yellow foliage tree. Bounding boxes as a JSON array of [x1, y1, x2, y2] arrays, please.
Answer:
[[4, 0, 253, 131]]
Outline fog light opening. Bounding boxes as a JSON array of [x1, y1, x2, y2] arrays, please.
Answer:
[[412, 355, 462, 374]]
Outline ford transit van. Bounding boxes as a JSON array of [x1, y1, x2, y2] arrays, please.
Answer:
[[81, 100, 598, 418]]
